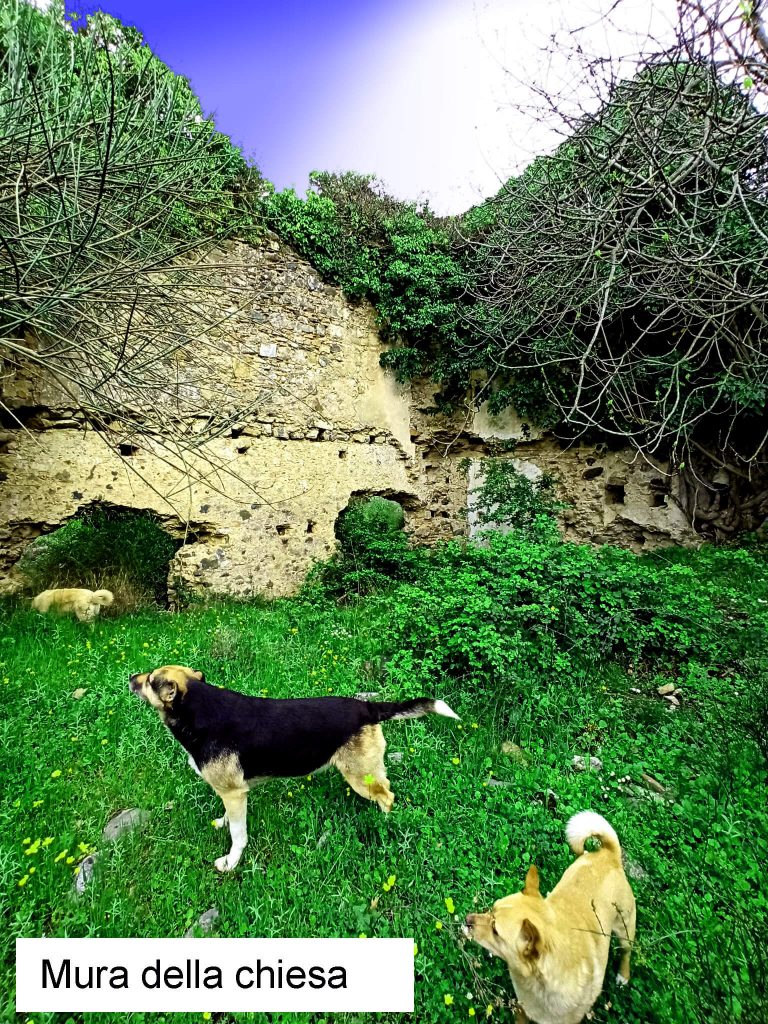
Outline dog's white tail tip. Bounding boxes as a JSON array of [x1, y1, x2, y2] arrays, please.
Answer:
[[566, 810, 620, 855], [433, 699, 460, 720]]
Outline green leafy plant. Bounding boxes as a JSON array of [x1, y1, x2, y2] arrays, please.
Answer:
[[467, 458, 566, 541]]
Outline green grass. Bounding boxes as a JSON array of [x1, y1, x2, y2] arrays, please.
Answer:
[[1, 574, 766, 1024]]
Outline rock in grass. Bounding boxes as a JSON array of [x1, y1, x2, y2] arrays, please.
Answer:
[[571, 755, 603, 772], [387, 751, 404, 763], [501, 741, 529, 765], [72, 688, 87, 699], [184, 908, 220, 937], [627, 784, 665, 805], [624, 856, 649, 881], [640, 772, 665, 794], [73, 853, 99, 894], [102, 808, 150, 843], [657, 682, 676, 696]]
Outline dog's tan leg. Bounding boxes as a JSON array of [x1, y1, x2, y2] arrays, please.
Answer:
[[212, 788, 248, 872], [75, 602, 98, 626], [331, 724, 394, 813], [613, 892, 636, 984]]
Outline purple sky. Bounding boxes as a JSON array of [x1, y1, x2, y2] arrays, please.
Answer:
[[70, 0, 677, 214]]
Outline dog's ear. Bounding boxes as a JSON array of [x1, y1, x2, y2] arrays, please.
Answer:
[[151, 674, 178, 705], [523, 865, 541, 897], [519, 918, 543, 960], [191, 670, 206, 684]]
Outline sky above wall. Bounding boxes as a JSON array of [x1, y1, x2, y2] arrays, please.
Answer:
[[72, 0, 677, 214]]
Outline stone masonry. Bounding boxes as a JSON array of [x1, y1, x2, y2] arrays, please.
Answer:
[[0, 238, 697, 601]]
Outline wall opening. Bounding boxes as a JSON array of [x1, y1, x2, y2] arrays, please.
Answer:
[[648, 478, 669, 508], [16, 503, 184, 610], [334, 495, 407, 545], [605, 483, 625, 505]]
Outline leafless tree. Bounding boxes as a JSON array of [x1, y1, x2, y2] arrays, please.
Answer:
[[0, 2, 268, 484], [462, 2, 768, 537]]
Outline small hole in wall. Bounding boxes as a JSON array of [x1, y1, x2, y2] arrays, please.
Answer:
[[605, 483, 625, 505], [235, 445, 249, 455], [338, 449, 347, 459], [276, 524, 290, 536], [230, 426, 244, 439], [635, 534, 646, 545], [117, 443, 139, 457], [582, 466, 604, 480], [306, 520, 315, 534], [648, 478, 669, 507]]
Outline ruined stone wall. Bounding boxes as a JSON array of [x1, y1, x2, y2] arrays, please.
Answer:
[[407, 380, 696, 551], [0, 239, 697, 601]]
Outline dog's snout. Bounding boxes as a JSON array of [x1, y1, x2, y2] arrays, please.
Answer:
[[464, 914, 474, 928]]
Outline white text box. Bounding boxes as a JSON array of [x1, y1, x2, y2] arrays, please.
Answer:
[[16, 937, 414, 1013]]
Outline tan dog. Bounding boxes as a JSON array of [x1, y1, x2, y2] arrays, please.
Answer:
[[464, 811, 636, 1024], [32, 587, 114, 623]]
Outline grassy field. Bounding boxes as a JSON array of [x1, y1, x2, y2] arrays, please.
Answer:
[[2, 550, 767, 1024]]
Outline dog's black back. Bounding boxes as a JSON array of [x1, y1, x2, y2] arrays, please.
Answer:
[[165, 678, 432, 779]]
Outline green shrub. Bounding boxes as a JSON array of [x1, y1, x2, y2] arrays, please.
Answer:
[[18, 506, 178, 609], [385, 533, 767, 689], [306, 496, 424, 598], [265, 172, 466, 365]]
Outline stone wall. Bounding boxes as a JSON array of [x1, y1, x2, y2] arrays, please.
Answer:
[[0, 238, 697, 601]]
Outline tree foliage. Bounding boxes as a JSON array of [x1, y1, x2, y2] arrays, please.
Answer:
[[265, 171, 467, 383]]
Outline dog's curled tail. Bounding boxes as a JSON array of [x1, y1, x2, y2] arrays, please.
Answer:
[[566, 811, 621, 860], [92, 590, 114, 606], [368, 698, 460, 723]]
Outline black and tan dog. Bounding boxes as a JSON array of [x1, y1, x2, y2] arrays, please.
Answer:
[[129, 665, 458, 871]]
